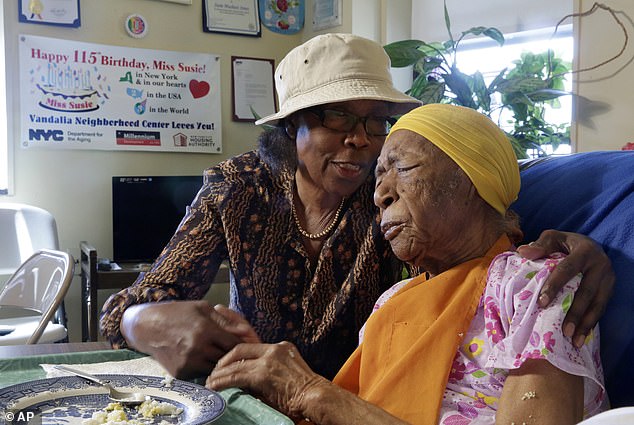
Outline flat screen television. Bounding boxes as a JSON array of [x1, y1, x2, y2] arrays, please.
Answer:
[[112, 175, 203, 263]]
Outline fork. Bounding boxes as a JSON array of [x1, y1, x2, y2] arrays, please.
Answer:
[[53, 365, 148, 406]]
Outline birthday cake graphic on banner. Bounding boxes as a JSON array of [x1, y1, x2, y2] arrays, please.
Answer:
[[34, 64, 110, 113]]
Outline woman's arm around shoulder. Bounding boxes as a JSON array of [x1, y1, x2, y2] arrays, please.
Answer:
[[488, 252, 606, 424], [517, 230, 614, 347]]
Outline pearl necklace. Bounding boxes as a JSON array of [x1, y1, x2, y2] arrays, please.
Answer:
[[291, 192, 346, 240]]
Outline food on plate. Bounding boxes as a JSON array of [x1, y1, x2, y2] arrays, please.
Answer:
[[83, 402, 134, 425], [82, 398, 183, 425], [160, 375, 174, 387], [138, 398, 183, 418]]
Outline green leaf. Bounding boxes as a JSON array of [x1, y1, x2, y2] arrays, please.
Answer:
[[409, 73, 447, 104], [419, 56, 444, 74], [249, 105, 276, 130], [419, 80, 447, 104], [443, 67, 476, 109], [472, 71, 490, 112], [483, 27, 505, 46], [408, 73, 430, 99], [497, 77, 548, 94], [527, 88, 570, 102], [460, 27, 505, 47], [442, 40, 455, 52], [487, 68, 508, 92], [384, 40, 427, 68], [506, 134, 530, 159], [444, 0, 453, 43]]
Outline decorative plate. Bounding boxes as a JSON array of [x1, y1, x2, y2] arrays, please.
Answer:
[[0, 375, 225, 424]]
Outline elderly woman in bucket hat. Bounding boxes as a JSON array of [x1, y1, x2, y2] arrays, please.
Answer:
[[100, 34, 613, 381], [207, 104, 607, 425]]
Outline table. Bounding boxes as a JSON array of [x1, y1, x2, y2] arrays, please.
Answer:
[[0, 343, 293, 424], [80, 242, 231, 341], [0, 341, 110, 358]]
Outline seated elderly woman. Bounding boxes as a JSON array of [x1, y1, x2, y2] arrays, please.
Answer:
[[206, 104, 607, 425]]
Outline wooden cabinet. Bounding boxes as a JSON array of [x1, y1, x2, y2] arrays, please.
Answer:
[[80, 242, 140, 342]]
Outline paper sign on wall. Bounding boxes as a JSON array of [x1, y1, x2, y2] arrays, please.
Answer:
[[19, 34, 223, 153]]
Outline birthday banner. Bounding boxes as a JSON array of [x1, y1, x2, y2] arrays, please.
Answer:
[[19, 34, 222, 153]]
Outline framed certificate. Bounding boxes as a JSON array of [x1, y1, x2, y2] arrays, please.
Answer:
[[203, 0, 261, 37], [312, 0, 342, 31], [19, 0, 81, 27], [231, 56, 277, 122]]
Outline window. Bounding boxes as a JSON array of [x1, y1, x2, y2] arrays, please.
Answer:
[[455, 25, 573, 157], [0, 5, 8, 195]]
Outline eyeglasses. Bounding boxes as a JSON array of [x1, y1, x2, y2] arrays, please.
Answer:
[[307, 109, 396, 137]]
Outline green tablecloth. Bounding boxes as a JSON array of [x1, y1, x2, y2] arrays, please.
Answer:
[[0, 350, 293, 425]]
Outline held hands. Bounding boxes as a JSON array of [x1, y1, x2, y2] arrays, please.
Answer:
[[121, 301, 259, 379], [517, 229, 615, 348], [211, 304, 261, 344]]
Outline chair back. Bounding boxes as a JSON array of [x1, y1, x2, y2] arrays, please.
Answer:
[[0, 249, 74, 344], [0, 203, 59, 276]]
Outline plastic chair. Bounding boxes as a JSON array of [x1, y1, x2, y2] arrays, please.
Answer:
[[0, 202, 67, 327], [0, 203, 59, 275], [0, 249, 74, 344]]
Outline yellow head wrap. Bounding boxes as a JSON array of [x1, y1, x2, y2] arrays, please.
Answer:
[[387, 104, 520, 215]]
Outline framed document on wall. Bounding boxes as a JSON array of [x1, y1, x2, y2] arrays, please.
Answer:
[[18, 0, 81, 27], [231, 56, 276, 122], [312, 0, 342, 30], [203, 0, 261, 36]]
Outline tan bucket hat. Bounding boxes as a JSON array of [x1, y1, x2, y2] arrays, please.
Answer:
[[255, 33, 421, 125]]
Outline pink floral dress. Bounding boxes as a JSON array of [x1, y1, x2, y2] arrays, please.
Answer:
[[362, 251, 607, 424]]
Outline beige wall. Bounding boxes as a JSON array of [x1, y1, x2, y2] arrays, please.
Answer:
[[573, 0, 634, 151], [412, 0, 573, 41], [1, 0, 301, 342], [301, 0, 413, 91]]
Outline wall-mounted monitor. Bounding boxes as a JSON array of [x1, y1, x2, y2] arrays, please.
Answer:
[[112, 175, 203, 264]]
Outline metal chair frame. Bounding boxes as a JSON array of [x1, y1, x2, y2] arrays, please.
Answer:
[[0, 249, 74, 344]]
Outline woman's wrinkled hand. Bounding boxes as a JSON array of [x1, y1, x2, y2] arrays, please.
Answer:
[[517, 229, 615, 348], [206, 341, 327, 419], [211, 304, 261, 343]]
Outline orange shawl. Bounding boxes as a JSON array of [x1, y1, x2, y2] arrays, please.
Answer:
[[332, 236, 511, 424]]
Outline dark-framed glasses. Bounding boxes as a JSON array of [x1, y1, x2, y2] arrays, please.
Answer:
[[307, 108, 396, 137]]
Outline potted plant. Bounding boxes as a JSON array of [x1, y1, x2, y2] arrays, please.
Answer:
[[384, 1, 572, 159]]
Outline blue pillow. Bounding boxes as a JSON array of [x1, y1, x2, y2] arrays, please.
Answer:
[[513, 151, 634, 407]]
